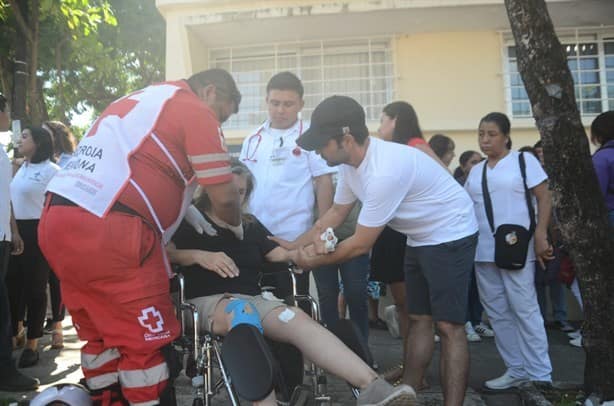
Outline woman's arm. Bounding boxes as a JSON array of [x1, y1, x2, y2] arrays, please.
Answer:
[[166, 241, 239, 278], [264, 246, 301, 264], [532, 181, 554, 268]]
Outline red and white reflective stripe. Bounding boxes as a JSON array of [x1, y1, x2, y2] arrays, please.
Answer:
[[130, 400, 160, 406], [87, 372, 120, 390], [194, 166, 232, 179], [82, 348, 120, 370], [188, 152, 230, 165], [118, 363, 169, 389]]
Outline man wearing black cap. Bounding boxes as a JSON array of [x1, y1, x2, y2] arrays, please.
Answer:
[[273, 95, 479, 406]]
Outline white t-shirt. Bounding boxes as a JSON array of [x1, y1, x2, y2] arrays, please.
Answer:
[[335, 137, 478, 247], [11, 160, 60, 220], [464, 150, 548, 262], [240, 119, 336, 240], [0, 146, 11, 241]]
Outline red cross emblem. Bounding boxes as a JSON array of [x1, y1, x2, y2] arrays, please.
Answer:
[[137, 306, 164, 333]]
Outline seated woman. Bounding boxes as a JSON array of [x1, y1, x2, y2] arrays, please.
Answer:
[[167, 163, 415, 406]]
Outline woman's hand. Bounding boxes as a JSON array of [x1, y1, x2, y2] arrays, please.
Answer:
[[534, 230, 554, 269], [191, 251, 239, 278], [11, 232, 24, 255]]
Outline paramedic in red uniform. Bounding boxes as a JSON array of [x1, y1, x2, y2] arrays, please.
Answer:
[[38, 69, 242, 406]]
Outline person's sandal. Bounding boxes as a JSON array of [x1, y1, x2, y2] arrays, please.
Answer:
[[382, 364, 404, 384], [51, 329, 64, 349]]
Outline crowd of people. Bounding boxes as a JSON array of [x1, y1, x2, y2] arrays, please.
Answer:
[[0, 68, 612, 406]]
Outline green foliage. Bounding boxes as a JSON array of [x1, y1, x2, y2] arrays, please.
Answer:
[[0, 0, 165, 127]]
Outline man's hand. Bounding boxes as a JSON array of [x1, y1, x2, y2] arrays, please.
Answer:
[[184, 205, 217, 236], [534, 230, 554, 269], [191, 250, 239, 278], [11, 232, 23, 255]]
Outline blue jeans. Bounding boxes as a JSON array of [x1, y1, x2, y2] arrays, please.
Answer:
[[312, 254, 370, 343]]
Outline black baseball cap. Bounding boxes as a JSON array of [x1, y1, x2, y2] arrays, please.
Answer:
[[297, 95, 369, 151]]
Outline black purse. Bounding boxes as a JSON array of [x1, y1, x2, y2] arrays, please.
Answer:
[[481, 153, 535, 270]]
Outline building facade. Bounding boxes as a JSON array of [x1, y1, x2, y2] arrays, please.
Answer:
[[156, 0, 614, 165]]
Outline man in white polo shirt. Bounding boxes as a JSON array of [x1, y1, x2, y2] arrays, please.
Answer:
[[276, 95, 479, 406], [240, 72, 336, 302]]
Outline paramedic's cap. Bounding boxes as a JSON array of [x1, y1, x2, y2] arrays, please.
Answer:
[[297, 95, 369, 151]]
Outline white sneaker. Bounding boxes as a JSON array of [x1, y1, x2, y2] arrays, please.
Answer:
[[569, 336, 582, 348], [567, 330, 582, 339], [485, 371, 528, 390], [434, 334, 440, 343], [465, 322, 482, 342], [474, 323, 495, 338], [384, 305, 401, 339]]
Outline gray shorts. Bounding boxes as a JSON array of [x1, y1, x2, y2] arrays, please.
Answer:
[[188, 293, 287, 332], [404, 233, 477, 324]]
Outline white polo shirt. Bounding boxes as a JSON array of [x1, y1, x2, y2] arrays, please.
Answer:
[[0, 145, 11, 242], [464, 150, 547, 262], [240, 119, 336, 240], [334, 137, 478, 247], [11, 159, 60, 220]]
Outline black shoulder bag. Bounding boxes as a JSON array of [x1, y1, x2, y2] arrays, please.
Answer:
[[481, 153, 535, 270]]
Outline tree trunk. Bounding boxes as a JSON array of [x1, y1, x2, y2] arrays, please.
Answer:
[[27, 0, 46, 124], [504, 0, 614, 401], [11, 0, 28, 124]]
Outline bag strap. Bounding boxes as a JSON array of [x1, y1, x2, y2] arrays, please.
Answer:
[[519, 152, 537, 235], [481, 152, 536, 235]]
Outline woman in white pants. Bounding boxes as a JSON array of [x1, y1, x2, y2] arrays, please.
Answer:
[[464, 112, 554, 390]]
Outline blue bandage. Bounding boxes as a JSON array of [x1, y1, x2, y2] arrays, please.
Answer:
[[225, 299, 264, 333]]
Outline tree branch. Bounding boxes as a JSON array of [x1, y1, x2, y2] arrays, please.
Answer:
[[7, 0, 33, 44]]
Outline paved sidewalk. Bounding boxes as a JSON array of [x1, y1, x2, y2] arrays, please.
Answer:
[[1, 316, 585, 405]]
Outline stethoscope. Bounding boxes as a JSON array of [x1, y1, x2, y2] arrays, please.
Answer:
[[242, 120, 303, 162]]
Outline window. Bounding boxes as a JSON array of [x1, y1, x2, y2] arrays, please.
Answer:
[[505, 30, 614, 118], [209, 38, 394, 129]]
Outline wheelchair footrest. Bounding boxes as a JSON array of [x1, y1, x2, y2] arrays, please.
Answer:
[[221, 324, 275, 402]]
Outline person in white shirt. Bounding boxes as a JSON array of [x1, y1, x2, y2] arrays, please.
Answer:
[[274, 95, 479, 406], [0, 94, 39, 391], [239, 72, 337, 309], [464, 112, 553, 390], [6, 126, 59, 368]]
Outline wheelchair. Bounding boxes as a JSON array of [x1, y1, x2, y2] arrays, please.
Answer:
[[171, 265, 368, 406]]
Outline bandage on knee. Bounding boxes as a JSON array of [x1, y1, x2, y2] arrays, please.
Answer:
[[225, 299, 264, 333]]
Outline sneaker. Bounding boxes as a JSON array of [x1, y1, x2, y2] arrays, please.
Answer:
[[357, 377, 416, 405], [474, 323, 495, 338], [434, 334, 440, 343], [484, 371, 529, 390], [465, 322, 481, 342], [555, 320, 575, 333], [0, 368, 40, 391], [569, 336, 582, 348], [567, 330, 582, 339], [384, 305, 401, 339]]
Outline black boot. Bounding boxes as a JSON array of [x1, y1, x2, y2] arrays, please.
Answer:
[[0, 367, 40, 391]]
